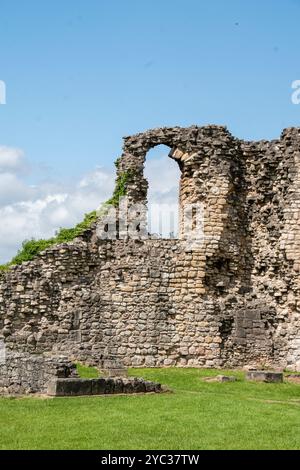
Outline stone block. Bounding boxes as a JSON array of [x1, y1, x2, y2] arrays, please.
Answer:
[[47, 378, 93, 396], [122, 379, 134, 394], [104, 378, 115, 394], [245, 371, 283, 383], [132, 378, 146, 393], [216, 375, 237, 382], [47, 377, 162, 396], [102, 368, 128, 378], [113, 378, 124, 394], [91, 378, 107, 395]]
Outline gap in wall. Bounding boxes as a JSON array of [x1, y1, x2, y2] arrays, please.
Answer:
[[144, 145, 181, 239]]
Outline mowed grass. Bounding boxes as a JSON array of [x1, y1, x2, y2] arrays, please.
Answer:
[[0, 368, 300, 450], [76, 363, 100, 379]]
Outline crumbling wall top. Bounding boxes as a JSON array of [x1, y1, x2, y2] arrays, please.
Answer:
[[122, 125, 235, 157]]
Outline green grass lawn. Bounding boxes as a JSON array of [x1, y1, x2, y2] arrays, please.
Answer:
[[0, 368, 300, 450]]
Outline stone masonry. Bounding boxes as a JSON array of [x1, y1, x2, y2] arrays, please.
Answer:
[[1, 125, 300, 372], [0, 353, 78, 395]]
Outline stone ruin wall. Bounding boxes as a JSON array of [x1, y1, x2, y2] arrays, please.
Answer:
[[0, 353, 77, 395], [1, 125, 300, 372]]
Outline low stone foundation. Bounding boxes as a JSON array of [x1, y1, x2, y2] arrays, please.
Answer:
[[0, 351, 162, 396], [48, 377, 162, 396]]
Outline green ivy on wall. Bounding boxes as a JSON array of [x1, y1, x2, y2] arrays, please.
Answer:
[[0, 168, 133, 271]]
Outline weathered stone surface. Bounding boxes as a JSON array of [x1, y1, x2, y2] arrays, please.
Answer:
[[285, 374, 300, 384], [91, 378, 107, 395], [47, 377, 162, 396], [101, 359, 128, 378], [246, 371, 283, 383], [48, 378, 92, 396], [0, 125, 300, 373], [203, 375, 237, 383], [216, 375, 237, 382], [0, 353, 77, 395], [102, 369, 128, 378]]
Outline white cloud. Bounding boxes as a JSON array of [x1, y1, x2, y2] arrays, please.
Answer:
[[0, 173, 33, 205], [145, 153, 181, 204], [0, 146, 181, 264], [0, 146, 28, 174], [0, 154, 115, 263], [79, 167, 113, 190], [145, 152, 181, 237]]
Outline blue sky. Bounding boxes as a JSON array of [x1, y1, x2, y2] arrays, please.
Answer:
[[1, 0, 300, 175], [0, 0, 300, 262]]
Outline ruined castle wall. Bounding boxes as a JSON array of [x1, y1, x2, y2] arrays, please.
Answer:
[[1, 125, 300, 371], [0, 353, 77, 395], [0, 239, 224, 368], [241, 129, 300, 370]]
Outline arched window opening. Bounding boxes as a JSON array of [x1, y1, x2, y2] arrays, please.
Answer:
[[144, 145, 181, 239]]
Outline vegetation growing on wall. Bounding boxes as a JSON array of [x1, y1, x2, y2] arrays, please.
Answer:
[[106, 169, 133, 207], [0, 169, 133, 272], [0, 210, 98, 271]]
